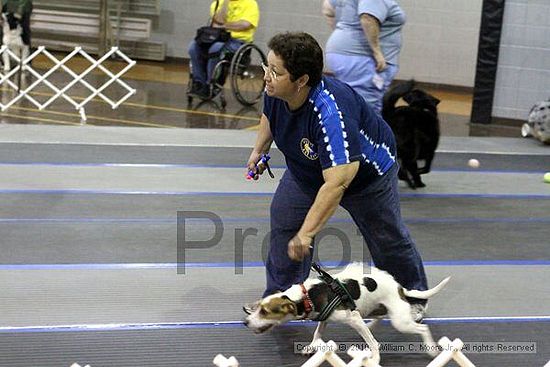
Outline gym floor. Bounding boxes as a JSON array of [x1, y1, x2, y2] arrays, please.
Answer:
[[0, 59, 548, 367]]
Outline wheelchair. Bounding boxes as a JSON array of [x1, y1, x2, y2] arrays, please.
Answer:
[[187, 42, 267, 108]]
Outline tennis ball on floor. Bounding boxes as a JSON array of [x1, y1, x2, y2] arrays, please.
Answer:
[[544, 172, 550, 183], [468, 159, 480, 169]]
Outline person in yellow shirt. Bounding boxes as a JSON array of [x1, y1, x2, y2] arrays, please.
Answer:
[[188, 0, 259, 99]]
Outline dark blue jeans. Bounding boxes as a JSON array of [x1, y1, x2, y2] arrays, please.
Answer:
[[264, 164, 428, 299], [187, 38, 244, 85]]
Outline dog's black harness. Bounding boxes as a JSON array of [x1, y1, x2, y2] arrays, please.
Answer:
[[307, 263, 357, 321]]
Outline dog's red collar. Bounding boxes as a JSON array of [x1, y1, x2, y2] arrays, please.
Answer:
[[300, 283, 313, 316]]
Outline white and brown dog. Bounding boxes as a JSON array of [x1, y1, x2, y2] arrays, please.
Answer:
[[1, 12, 29, 72], [244, 263, 450, 364]]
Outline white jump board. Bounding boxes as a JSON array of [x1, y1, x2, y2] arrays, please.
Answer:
[[31, 9, 151, 40]]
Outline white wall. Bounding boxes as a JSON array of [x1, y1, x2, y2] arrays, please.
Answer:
[[398, 0, 482, 87], [152, 0, 482, 87], [492, 0, 550, 120]]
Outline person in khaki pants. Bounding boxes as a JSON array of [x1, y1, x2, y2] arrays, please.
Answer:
[[2, 0, 33, 45], [1, 0, 33, 71]]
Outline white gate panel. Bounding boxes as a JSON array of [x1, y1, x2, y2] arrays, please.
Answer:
[[0, 46, 136, 122]]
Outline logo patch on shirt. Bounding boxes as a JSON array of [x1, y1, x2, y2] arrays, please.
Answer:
[[300, 138, 318, 160]]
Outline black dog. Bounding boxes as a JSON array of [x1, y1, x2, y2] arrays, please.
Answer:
[[382, 80, 440, 189]]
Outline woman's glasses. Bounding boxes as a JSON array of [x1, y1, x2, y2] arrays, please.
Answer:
[[261, 63, 280, 81]]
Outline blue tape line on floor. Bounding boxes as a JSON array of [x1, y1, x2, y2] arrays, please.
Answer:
[[1, 316, 549, 333], [0, 260, 549, 270], [0, 189, 549, 199]]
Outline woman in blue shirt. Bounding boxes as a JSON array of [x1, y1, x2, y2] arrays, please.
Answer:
[[244, 32, 428, 321], [322, 0, 406, 113]]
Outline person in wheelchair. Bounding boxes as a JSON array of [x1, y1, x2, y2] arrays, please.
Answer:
[[188, 0, 259, 100]]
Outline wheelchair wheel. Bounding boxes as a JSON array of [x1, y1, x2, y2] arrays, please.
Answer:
[[186, 67, 194, 105], [211, 59, 230, 94], [230, 43, 266, 106]]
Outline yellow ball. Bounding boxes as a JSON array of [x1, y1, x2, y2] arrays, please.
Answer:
[[544, 172, 550, 183], [468, 159, 480, 169]]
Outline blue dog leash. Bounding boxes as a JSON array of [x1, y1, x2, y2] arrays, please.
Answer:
[[246, 153, 274, 180]]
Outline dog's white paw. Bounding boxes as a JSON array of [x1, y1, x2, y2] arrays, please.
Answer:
[[370, 352, 381, 365]]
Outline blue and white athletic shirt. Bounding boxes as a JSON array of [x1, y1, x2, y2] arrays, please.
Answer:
[[264, 76, 396, 193]]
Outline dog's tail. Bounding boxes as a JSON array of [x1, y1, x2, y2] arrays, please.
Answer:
[[382, 79, 415, 119], [402, 276, 451, 299]]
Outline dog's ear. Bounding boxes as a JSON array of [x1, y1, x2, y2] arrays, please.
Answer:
[[427, 94, 441, 106], [281, 300, 298, 316], [276, 297, 297, 316], [404, 90, 440, 108]]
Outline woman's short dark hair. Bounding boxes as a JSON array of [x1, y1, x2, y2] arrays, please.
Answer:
[[267, 32, 323, 87]]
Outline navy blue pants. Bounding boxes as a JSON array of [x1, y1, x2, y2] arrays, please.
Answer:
[[188, 38, 244, 86], [264, 165, 428, 298]]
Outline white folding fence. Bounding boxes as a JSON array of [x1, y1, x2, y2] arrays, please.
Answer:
[[0, 45, 136, 122], [67, 335, 550, 367], [213, 337, 480, 367]]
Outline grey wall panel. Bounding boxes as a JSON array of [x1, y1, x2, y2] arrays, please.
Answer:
[[398, 0, 482, 87], [493, 0, 550, 120]]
